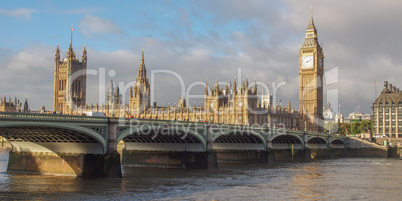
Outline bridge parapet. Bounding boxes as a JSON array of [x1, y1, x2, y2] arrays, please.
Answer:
[[0, 112, 108, 122]]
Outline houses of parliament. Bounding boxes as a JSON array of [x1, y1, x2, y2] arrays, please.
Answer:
[[48, 10, 324, 132]]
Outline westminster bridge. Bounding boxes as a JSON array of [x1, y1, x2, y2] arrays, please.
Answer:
[[0, 112, 348, 178]]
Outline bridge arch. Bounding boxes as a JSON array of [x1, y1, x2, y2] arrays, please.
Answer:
[[213, 132, 266, 150], [306, 136, 329, 149], [271, 134, 304, 149], [330, 139, 346, 148], [0, 122, 107, 154], [117, 124, 206, 152]]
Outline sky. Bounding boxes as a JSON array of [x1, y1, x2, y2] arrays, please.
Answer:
[[1, 0, 402, 117]]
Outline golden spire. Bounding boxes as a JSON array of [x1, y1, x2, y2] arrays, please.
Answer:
[[306, 6, 316, 31], [138, 49, 146, 81]]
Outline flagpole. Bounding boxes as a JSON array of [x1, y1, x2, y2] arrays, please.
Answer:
[[375, 81, 377, 101], [71, 25, 73, 46]]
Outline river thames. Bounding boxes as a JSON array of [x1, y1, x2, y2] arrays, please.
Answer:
[[1, 147, 402, 200]]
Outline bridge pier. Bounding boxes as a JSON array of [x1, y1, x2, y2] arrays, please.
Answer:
[[105, 118, 122, 178], [5, 118, 123, 178], [7, 151, 120, 177]]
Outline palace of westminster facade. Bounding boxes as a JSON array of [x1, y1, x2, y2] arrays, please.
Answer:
[[47, 11, 323, 132]]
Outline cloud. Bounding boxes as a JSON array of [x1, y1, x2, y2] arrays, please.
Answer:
[[2, 1, 402, 117], [51, 8, 104, 15], [0, 45, 54, 110], [79, 15, 123, 37], [0, 8, 36, 20]]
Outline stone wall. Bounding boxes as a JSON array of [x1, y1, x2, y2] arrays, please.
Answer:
[[7, 151, 121, 178], [216, 150, 273, 163], [122, 150, 217, 169]]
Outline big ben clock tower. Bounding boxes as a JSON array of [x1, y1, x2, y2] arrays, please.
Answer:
[[299, 7, 324, 132]]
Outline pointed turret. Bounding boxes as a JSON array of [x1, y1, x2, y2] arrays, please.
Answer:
[[23, 98, 29, 113], [303, 6, 318, 43], [253, 79, 257, 94], [67, 41, 74, 59], [306, 6, 316, 32], [82, 45, 87, 62], [215, 79, 219, 94], [130, 49, 151, 112], [205, 79, 208, 95], [233, 78, 237, 95], [138, 49, 147, 82], [55, 43, 60, 59]]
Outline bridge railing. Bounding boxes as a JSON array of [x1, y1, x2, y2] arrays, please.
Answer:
[[0, 112, 334, 137], [0, 112, 108, 122]]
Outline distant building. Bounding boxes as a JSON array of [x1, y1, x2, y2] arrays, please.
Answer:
[[335, 113, 344, 123], [348, 112, 371, 122], [53, 42, 87, 113], [298, 8, 324, 132], [372, 81, 402, 138], [53, 9, 325, 131], [0, 96, 17, 112], [0, 96, 27, 113]]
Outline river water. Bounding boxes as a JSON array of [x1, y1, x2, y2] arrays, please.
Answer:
[[1, 148, 402, 201]]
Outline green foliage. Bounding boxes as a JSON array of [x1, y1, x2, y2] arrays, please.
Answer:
[[351, 121, 360, 134], [338, 123, 351, 135], [337, 120, 372, 135]]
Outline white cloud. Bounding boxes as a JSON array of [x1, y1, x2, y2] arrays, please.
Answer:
[[2, 1, 402, 116], [0, 8, 36, 20], [79, 15, 123, 37], [0, 45, 54, 110]]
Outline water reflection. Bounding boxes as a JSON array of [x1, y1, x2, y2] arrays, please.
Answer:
[[2, 148, 402, 200], [290, 163, 327, 200]]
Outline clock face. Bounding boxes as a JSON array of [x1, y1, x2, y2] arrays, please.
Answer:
[[302, 56, 314, 69]]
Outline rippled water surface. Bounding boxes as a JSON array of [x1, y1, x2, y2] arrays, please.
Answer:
[[1, 148, 402, 200]]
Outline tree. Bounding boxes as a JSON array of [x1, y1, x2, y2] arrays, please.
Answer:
[[338, 123, 351, 135], [351, 121, 361, 134], [338, 120, 372, 135], [359, 120, 372, 133]]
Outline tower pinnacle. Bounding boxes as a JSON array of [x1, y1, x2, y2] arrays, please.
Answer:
[[307, 6, 316, 31], [137, 49, 147, 82]]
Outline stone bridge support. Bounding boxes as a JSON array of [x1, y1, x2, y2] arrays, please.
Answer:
[[5, 119, 122, 178], [104, 118, 122, 178]]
